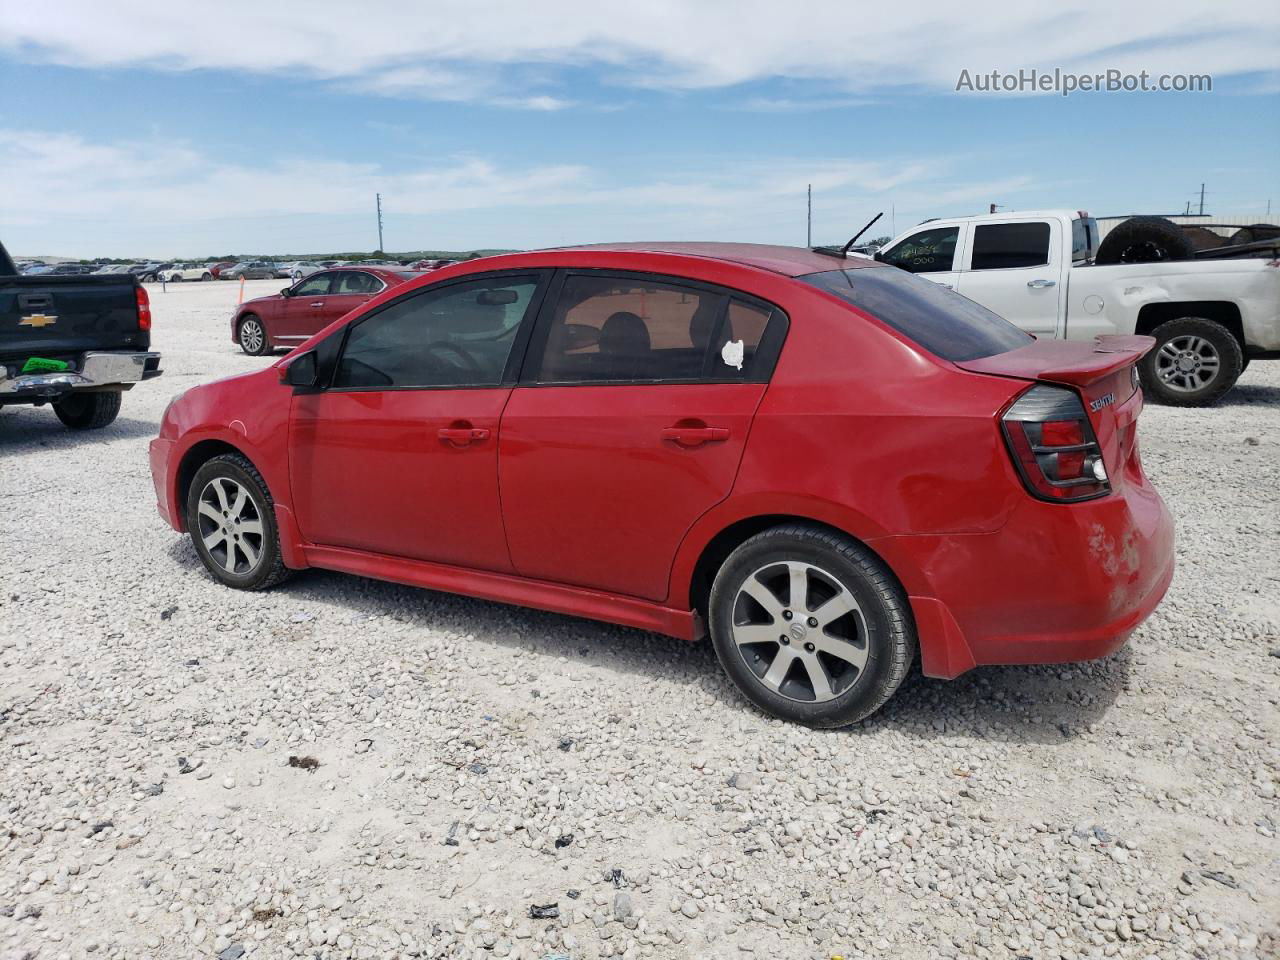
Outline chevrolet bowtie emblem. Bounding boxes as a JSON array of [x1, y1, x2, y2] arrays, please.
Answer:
[[19, 313, 57, 328]]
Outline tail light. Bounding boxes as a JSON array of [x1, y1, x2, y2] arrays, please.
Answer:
[[1001, 384, 1110, 502], [136, 285, 152, 332]]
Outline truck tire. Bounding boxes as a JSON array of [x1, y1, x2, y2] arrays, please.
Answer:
[[1095, 216, 1194, 265], [53, 391, 122, 429], [1139, 317, 1244, 407], [1229, 224, 1280, 246]]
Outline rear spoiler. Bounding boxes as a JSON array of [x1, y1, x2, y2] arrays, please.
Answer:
[[956, 335, 1155, 389]]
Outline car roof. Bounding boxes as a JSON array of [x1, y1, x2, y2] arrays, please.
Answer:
[[540, 242, 881, 278]]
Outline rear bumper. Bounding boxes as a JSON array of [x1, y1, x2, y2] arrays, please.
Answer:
[[873, 479, 1175, 679], [0, 351, 161, 401]]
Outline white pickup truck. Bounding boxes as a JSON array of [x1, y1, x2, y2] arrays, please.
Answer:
[[874, 210, 1280, 405]]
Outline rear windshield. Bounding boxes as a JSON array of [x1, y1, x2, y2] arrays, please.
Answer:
[[801, 267, 1032, 362]]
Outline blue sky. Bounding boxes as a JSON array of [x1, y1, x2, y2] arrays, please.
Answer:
[[1, 0, 1276, 258]]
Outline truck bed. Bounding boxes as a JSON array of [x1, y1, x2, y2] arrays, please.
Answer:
[[1, 272, 151, 363]]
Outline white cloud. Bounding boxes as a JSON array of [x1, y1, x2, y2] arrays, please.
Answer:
[[0, 127, 1011, 255], [0, 0, 1274, 106]]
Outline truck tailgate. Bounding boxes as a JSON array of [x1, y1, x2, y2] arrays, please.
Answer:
[[1, 274, 147, 360]]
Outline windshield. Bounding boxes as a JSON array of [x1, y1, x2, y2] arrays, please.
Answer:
[[801, 266, 1032, 362]]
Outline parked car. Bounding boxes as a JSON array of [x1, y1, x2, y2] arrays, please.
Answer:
[[874, 210, 1280, 405], [209, 261, 238, 280], [151, 243, 1173, 726], [272, 262, 295, 279], [42, 264, 99, 276], [136, 262, 178, 282], [94, 264, 135, 275], [229, 266, 417, 354], [285, 260, 343, 281], [407, 258, 458, 271], [159, 263, 215, 282], [1, 239, 161, 430], [221, 261, 278, 281]]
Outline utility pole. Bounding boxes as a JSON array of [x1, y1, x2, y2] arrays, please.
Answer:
[[1198, 183, 1205, 216], [806, 184, 812, 247], [376, 193, 385, 252]]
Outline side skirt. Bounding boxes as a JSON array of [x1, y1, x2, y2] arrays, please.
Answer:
[[303, 544, 697, 641]]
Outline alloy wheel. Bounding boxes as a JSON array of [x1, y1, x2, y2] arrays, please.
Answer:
[[731, 561, 868, 703], [195, 477, 265, 575], [1155, 334, 1221, 393], [239, 319, 265, 354]]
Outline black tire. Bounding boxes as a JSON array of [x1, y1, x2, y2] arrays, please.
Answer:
[[185, 453, 291, 591], [708, 524, 915, 727], [237, 314, 271, 355], [1139, 317, 1244, 407], [1095, 216, 1194, 265], [53, 391, 122, 429], [201, 272, 212, 281], [1229, 224, 1280, 246]]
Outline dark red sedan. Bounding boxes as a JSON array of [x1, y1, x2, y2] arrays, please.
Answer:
[[230, 266, 419, 355], [151, 243, 1173, 726]]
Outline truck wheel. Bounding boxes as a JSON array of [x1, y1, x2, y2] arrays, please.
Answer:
[[1095, 216, 1194, 265], [708, 524, 916, 727], [237, 315, 270, 355], [186, 453, 291, 591], [53, 391, 122, 429], [1139, 318, 1244, 407]]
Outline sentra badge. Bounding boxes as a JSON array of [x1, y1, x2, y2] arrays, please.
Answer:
[[1089, 392, 1115, 413]]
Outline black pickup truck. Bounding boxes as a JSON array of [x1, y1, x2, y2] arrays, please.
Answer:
[[1, 240, 160, 429]]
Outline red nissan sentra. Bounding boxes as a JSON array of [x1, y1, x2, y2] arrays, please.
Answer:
[[150, 244, 1174, 726]]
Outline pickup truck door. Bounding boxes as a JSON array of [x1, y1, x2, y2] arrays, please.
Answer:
[[956, 219, 1064, 337], [875, 224, 962, 292]]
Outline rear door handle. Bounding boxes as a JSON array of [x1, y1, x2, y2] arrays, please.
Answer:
[[1027, 279, 1056, 288], [438, 426, 491, 445], [661, 425, 729, 446]]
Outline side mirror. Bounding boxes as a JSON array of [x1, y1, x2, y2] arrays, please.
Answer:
[[873, 251, 884, 262], [280, 287, 292, 297], [282, 351, 318, 388]]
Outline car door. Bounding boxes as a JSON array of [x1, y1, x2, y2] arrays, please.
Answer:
[[955, 220, 1064, 336], [289, 271, 549, 571], [276, 272, 337, 345], [876, 224, 962, 292], [498, 271, 786, 602]]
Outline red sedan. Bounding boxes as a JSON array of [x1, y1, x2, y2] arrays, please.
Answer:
[[151, 243, 1173, 726], [230, 266, 419, 355]]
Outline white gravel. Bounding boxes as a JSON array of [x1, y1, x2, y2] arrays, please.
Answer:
[[2, 278, 1278, 960]]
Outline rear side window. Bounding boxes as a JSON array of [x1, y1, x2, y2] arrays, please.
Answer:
[[879, 226, 959, 274], [529, 273, 782, 384], [970, 222, 1051, 270], [801, 267, 1032, 362], [1072, 218, 1097, 262], [334, 271, 381, 294]]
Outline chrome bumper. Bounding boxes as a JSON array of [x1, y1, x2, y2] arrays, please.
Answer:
[[0, 351, 162, 398]]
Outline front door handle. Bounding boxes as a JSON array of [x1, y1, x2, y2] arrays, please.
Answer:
[[1027, 279, 1056, 289], [438, 426, 491, 446], [661, 425, 729, 447], [310, 301, 326, 308]]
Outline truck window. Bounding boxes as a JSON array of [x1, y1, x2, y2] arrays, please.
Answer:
[[1071, 218, 1097, 262], [970, 222, 1051, 270], [879, 226, 959, 274]]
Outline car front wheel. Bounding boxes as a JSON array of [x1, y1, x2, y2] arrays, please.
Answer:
[[237, 315, 270, 355], [186, 453, 291, 591], [709, 524, 916, 727]]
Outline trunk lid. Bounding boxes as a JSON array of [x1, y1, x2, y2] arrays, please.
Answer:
[[959, 335, 1155, 495]]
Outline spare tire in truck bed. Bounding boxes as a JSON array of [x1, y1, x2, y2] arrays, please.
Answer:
[[1095, 216, 1195, 265]]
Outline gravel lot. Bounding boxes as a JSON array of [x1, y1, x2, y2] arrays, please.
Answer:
[[2, 278, 1278, 960]]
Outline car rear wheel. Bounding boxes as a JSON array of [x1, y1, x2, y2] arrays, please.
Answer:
[[1139, 317, 1243, 406], [186, 453, 291, 591], [708, 524, 915, 727], [237, 315, 270, 356], [201, 272, 212, 281], [53, 391, 122, 430]]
